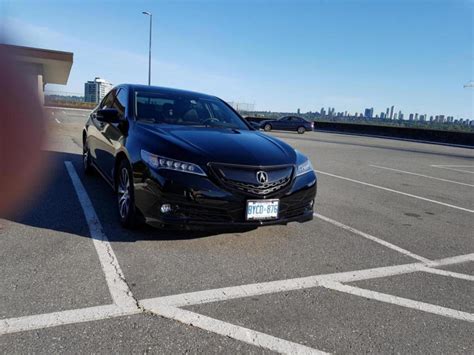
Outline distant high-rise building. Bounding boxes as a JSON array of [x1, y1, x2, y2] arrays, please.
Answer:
[[320, 107, 325, 116], [414, 113, 419, 121], [297, 108, 301, 114], [385, 107, 390, 119], [389, 105, 394, 119], [398, 110, 403, 120], [84, 77, 113, 103], [394, 113, 398, 120], [364, 107, 374, 118], [380, 112, 385, 119], [409, 113, 414, 121]]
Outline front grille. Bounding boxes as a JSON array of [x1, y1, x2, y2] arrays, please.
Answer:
[[224, 176, 291, 195], [209, 163, 294, 197]]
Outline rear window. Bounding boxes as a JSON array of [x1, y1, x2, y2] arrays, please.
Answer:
[[134, 91, 249, 130]]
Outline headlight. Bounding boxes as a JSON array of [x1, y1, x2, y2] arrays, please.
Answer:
[[296, 158, 314, 177], [140, 150, 206, 176]]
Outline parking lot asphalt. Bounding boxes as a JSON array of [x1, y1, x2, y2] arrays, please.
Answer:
[[1, 107, 473, 353]]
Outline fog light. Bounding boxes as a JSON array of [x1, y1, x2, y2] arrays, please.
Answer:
[[160, 204, 172, 214]]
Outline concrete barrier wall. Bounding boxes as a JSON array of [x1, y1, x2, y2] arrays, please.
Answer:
[[244, 117, 473, 147], [314, 121, 474, 147]]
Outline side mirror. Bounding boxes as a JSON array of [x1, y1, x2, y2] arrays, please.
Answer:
[[249, 121, 261, 130], [96, 108, 120, 123]]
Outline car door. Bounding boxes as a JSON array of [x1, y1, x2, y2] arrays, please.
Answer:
[[292, 117, 304, 130], [283, 117, 294, 131], [274, 117, 289, 130], [88, 91, 114, 176], [100, 88, 129, 181]]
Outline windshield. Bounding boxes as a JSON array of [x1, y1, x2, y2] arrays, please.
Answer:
[[134, 91, 249, 130]]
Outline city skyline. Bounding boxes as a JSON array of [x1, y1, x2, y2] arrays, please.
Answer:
[[307, 105, 472, 124], [43, 86, 474, 123], [3, 1, 472, 119]]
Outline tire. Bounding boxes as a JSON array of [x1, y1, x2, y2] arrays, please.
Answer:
[[83, 140, 94, 175], [297, 126, 305, 134], [264, 124, 272, 132], [116, 159, 138, 229]]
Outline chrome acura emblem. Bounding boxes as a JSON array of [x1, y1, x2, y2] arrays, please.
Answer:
[[256, 171, 268, 184]]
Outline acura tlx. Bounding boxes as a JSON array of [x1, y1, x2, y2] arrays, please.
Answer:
[[82, 84, 317, 229]]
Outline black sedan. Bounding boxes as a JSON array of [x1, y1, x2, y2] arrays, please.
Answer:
[[260, 116, 314, 134], [82, 84, 317, 229]]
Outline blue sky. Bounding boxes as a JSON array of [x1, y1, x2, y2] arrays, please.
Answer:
[[2, 0, 473, 118]]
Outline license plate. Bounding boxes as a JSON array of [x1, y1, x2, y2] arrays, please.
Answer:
[[246, 199, 279, 220]]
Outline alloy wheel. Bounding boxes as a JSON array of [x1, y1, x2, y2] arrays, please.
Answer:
[[83, 147, 89, 169], [83, 143, 94, 175], [117, 167, 131, 219]]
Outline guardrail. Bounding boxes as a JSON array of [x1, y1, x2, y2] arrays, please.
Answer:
[[244, 117, 474, 147], [313, 121, 474, 147]]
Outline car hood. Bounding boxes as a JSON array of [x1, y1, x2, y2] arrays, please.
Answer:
[[137, 124, 297, 166]]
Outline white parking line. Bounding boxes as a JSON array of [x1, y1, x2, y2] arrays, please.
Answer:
[[64, 161, 137, 310], [55, 118, 61, 124], [432, 165, 474, 168], [314, 213, 431, 263], [1, 253, 472, 336], [320, 281, 474, 322], [431, 165, 474, 174], [425, 253, 474, 267], [140, 253, 473, 309], [140, 263, 423, 309], [0, 305, 139, 336], [369, 165, 474, 187], [419, 266, 474, 281], [152, 305, 327, 355], [314, 169, 474, 213]]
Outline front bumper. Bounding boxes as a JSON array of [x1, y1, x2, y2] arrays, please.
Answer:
[[134, 166, 317, 230]]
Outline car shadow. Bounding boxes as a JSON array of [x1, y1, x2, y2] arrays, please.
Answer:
[[5, 150, 255, 242]]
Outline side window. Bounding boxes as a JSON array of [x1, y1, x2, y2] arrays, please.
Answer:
[[208, 102, 228, 122], [112, 88, 127, 117], [100, 91, 114, 109]]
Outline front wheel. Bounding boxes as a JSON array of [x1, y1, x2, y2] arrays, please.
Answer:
[[116, 160, 138, 229], [83, 141, 94, 175], [264, 124, 272, 132], [297, 126, 305, 134]]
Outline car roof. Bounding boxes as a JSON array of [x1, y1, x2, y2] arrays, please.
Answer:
[[119, 84, 218, 100], [280, 116, 306, 120]]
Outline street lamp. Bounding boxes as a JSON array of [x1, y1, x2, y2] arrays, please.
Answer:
[[142, 11, 152, 85]]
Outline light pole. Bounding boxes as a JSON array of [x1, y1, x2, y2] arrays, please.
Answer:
[[142, 11, 152, 85]]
